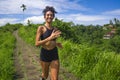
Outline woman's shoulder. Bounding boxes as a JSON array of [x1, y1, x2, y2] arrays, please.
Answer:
[[38, 25, 44, 29], [37, 26, 44, 33]]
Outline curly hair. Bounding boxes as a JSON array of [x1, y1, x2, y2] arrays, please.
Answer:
[[42, 6, 57, 17]]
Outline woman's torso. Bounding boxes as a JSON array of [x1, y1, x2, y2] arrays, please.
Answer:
[[40, 26, 56, 50]]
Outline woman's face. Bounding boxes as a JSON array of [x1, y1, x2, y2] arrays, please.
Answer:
[[44, 11, 54, 23]]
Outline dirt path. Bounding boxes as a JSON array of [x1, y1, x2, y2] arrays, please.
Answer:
[[13, 30, 41, 80], [13, 30, 78, 80]]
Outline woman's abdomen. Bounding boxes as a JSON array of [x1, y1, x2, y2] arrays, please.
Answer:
[[42, 41, 56, 50]]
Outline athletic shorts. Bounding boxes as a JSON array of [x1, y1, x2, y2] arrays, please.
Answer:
[[40, 47, 59, 62]]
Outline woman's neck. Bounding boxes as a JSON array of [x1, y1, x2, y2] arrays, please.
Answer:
[[45, 23, 52, 29]]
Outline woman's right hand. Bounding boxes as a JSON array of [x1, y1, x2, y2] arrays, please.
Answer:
[[49, 29, 61, 40]]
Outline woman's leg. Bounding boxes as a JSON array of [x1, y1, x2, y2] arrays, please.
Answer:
[[40, 61, 50, 79], [50, 60, 59, 80]]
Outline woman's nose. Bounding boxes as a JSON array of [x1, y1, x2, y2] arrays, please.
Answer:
[[48, 15, 52, 18]]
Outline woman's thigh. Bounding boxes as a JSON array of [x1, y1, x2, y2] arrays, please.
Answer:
[[50, 60, 59, 80], [40, 61, 50, 77]]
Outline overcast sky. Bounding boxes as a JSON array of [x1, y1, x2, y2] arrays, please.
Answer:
[[0, 0, 120, 26]]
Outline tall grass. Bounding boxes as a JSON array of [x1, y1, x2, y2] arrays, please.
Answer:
[[58, 38, 120, 80], [18, 25, 37, 46], [0, 32, 16, 80], [82, 52, 120, 80]]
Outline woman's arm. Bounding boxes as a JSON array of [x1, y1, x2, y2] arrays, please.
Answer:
[[56, 42, 63, 49], [35, 26, 51, 47], [55, 28, 63, 48], [35, 26, 61, 47]]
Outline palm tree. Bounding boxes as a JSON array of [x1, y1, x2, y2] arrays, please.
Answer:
[[20, 4, 26, 23]]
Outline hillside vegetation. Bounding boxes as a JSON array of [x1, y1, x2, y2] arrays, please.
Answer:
[[0, 24, 20, 80]]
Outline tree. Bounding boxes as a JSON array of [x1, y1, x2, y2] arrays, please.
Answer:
[[109, 20, 113, 25], [20, 4, 26, 23], [109, 36, 120, 53], [114, 18, 120, 26]]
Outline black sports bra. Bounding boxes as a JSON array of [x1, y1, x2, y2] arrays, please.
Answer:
[[40, 26, 56, 40]]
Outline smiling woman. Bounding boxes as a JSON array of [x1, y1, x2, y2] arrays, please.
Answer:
[[35, 6, 63, 80]]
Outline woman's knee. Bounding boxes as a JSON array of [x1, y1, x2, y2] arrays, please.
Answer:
[[51, 60, 59, 67], [42, 72, 49, 79], [51, 76, 58, 80]]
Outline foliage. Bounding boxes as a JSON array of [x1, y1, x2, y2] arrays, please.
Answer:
[[52, 18, 77, 41], [0, 23, 20, 80], [0, 31, 16, 80], [0, 23, 21, 33], [109, 36, 120, 53], [58, 39, 120, 80], [18, 24, 39, 46]]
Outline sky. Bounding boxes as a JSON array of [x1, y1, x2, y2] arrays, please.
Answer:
[[0, 0, 120, 26]]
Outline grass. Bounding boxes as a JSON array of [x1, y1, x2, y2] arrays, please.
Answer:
[[58, 38, 120, 80], [0, 32, 16, 80]]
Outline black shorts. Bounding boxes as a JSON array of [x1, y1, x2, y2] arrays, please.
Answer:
[[40, 47, 59, 62]]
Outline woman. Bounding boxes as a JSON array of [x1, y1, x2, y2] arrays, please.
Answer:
[[35, 6, 62, 80]]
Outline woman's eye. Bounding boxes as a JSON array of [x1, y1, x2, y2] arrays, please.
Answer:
[[47, 14, 53, 16]]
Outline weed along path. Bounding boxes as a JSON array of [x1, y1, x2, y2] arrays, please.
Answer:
[[13, 30, 78, 80]]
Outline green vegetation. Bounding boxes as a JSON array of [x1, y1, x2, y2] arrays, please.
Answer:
[[0, 18, 120, 80], [0, 31, 15, 80], [18, 24, 39, 45], [59, 39, 120, 80], [0, 23, 20, 80]]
